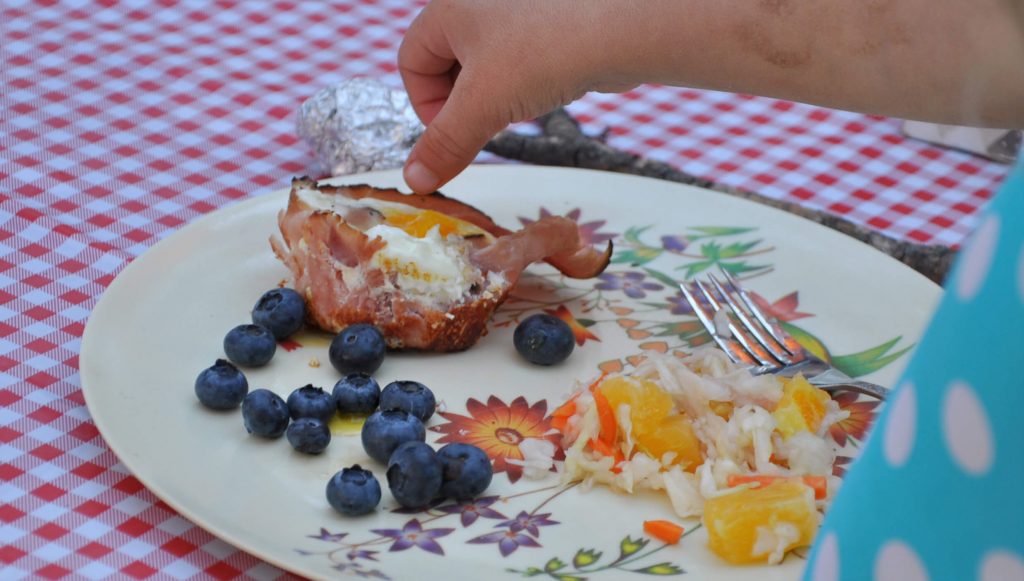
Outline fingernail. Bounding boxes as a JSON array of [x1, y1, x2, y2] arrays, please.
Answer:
[[404, 160, 439, 193]]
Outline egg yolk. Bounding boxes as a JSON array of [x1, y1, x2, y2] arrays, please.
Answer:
[[381, 208, 486, 238]]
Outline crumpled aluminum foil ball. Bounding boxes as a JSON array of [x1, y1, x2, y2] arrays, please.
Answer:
[[296, 78, 424, 176]]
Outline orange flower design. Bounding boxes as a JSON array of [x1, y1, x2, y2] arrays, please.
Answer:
[[544, 305, 600, 346], [829, 391, 881, 446], [639, 341, 668, 353], [627, 329, 652, 340], [431, 396, 562, 483], [626, 354, 648, 367], [832, 455, 854, 478], [751, 291, 812, 322]]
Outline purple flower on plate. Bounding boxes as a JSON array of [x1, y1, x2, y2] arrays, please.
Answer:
[[347, 550, 378, 562], [667, 292, 695, 315], [467, 528, 542, 557], [661, 235, 689, 253], [595, 272, 663, 299], [308, 528, 347, 543], [437, 496, 507, 527], [495, 511, 559, 537], [371, 519, 454, 556]]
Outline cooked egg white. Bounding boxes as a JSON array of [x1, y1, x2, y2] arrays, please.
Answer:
[[297, 184, 490, 305], [365, 223, 479, 303]]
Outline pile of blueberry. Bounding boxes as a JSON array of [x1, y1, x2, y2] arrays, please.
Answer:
[[193, 287, 495, 517], [194, 287, 309, 411], [325, 379, 493, 516], [224, 287, 307, 368]]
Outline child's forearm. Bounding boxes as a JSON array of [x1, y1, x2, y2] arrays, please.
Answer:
[[593, 0, 1024, 128]]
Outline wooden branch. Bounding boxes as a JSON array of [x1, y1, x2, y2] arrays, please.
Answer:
[[485, 108, 954, 285]]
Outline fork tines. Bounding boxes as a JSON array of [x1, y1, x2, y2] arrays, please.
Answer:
[[680, 272, 801, 370]]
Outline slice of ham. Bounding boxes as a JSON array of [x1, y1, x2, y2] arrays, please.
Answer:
[[271, 177, 612, 351], [470, 216, 584, 280], [309, 179, 612, 279]]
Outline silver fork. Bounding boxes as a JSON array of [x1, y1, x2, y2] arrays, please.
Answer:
[[679, 272, 889, 400]]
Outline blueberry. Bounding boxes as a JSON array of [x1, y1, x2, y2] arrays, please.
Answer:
[[224, 324, 276, 367], [252, 288, 306, 340], [513, 313, 575, 365], [286, 417, 331, 454], [286, 384, 335, 422], [437, 443, 493, 500], [386, 441, 443, 509], [361, 410, 425, 464], [241, 389, 290, 438], [326, 464, 382, 516], [329, 324, 385, 375], [380, 380, 436, 422], [194, 359, 248, 410], [333, 373, 381, 415]]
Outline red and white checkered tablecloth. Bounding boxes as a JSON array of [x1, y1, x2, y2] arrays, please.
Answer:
[[0, 0, 1013, 579]]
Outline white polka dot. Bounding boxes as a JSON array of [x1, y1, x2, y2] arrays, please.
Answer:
[[809, 532, 839, 581], [942, 380, 995, 475], [883, 381, 916, 468], [956, 214, 1000, 302], [980, 550, 1024, 581], [875, 540, 929, 581]]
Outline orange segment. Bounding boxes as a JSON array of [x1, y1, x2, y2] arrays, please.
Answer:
[[597, 375, 703, 468], [635, 414, 704, 471], [599, 376, 673, 436], [709, 401, 734, 420], [726, 474, 828, 500], [381, 208, 486, 238], [703, 481, 818, 564], [772, 374, 830, 439]]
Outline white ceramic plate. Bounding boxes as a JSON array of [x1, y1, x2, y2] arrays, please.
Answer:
[[80, 166, 942, 581]]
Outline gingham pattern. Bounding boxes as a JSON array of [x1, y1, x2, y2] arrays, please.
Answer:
[[0, 0, 1012, 579]]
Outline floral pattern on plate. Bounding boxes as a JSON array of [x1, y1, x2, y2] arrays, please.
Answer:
[[295, 207, 892, 578]]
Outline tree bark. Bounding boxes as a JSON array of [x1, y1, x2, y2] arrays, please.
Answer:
[[484, 108, 954, 285]]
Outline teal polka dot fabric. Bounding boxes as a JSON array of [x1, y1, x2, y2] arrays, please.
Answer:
[[804, 160, 1024, 581]]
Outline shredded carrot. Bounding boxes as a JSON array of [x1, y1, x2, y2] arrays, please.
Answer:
[[587, 371, 609, 392], [726, 475, 828, 500], [613, 447, 625, 471], [588, 437, 613, 456], [551, 398, 577, 418], [643, 520, 685, 544], [590, 387, 617, 446], [550, 416, 568, 432], [549, 395, 581, 433], [588, 438, 625, 474]]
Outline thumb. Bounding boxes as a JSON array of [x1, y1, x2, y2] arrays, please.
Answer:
[[404, 78, 505, 194]]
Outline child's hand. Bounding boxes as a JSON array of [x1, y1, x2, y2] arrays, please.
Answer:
[[398, 0, 635, 193]]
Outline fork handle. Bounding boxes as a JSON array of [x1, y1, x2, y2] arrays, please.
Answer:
[[815, 380, 889, 401]]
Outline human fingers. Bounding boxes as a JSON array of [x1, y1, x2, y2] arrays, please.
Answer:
[[403, 68, 508, 193], [398, 2, 458, 126]]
